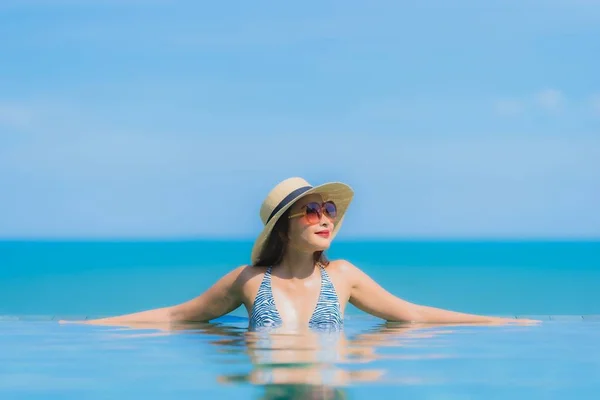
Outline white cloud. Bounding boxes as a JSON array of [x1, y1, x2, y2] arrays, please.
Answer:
[[535, 88, 563, 111], [493, 99, 525, 116], [494, 89, 569, 116], [0, 102, 33, 129]]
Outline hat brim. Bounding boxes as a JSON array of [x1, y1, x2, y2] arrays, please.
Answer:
[[250, 182, 354, 265]]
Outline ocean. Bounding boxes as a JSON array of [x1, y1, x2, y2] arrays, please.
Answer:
[[1, 240, 599, 318]]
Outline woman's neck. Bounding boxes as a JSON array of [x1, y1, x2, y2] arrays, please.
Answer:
[[278, 248, 317, 280]]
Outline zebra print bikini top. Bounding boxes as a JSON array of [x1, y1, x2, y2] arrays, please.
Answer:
[[249, 264, 344, 332]]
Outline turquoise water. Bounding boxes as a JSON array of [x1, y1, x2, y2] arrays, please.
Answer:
[[1, 240, 600, 398], [1, 317, 599, 399], [1, 240, 599, 317]]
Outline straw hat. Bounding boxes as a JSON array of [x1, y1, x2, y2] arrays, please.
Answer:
[[251, 177, 354, 264]]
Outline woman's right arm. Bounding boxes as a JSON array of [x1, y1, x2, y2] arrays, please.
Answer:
[[78, 265, 247, 327]]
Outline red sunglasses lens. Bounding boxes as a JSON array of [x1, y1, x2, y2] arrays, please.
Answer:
[[304, 202, 322, 224], [304, 201, 337, 224]]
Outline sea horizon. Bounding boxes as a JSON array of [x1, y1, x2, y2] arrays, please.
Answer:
[[2, 236, 599, 243], [2, 239, 599, 318]]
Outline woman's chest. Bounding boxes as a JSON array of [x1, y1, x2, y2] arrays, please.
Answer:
[[243, 270, 350, 326]]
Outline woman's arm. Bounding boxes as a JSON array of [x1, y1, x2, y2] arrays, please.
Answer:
[[76, 265, 247, 327], [341, 260, 535, 324]]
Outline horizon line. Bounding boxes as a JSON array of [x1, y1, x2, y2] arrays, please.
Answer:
[[1, 236, 599, 243]]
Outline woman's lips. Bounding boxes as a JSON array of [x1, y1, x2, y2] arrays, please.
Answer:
[[315, 231, 330, 238]]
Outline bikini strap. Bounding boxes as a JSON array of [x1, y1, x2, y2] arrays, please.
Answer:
[[319, 263, 332, 284], [256, 266, 273, 293]]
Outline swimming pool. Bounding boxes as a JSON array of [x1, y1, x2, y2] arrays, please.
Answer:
[[1, 240, 599, 398], [1, 316, 599, 399]]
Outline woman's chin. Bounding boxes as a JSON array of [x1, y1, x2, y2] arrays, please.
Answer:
[[309, 237, 331, 251]]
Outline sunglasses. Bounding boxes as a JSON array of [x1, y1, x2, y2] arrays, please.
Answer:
[[288, 201, 338, 224]]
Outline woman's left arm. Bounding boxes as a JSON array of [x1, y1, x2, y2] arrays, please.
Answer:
[[341, 260, 533, 324]]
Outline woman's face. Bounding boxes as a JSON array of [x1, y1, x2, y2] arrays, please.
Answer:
[[286, 193, 336, 254]]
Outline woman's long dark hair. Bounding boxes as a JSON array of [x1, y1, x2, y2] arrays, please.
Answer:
[[253, 208, 329, 268]]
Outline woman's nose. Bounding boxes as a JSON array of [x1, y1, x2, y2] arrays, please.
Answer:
[[319, 212, 330, 226]]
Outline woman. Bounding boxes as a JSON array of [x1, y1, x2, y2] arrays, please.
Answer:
[[82, 177, 538, 330]]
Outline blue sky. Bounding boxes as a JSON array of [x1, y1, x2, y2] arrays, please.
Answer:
[[0, 0, 598, 239]]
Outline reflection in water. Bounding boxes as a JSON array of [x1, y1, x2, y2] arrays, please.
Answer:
[[168, 320, 463, 399], [255, 385, 347, 400], [103, 319, 534, 400]]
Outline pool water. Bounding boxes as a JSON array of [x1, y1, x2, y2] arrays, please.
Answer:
[[2, 240, 599, 398], [1, 316, 599, 399]]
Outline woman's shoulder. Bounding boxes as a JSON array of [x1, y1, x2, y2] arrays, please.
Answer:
[[227, 265, 270, 301], [227, 264, 269, 289], [325, 259, 360, 274], [228, 264, 267, 277], [324, 260, 364, 294]]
